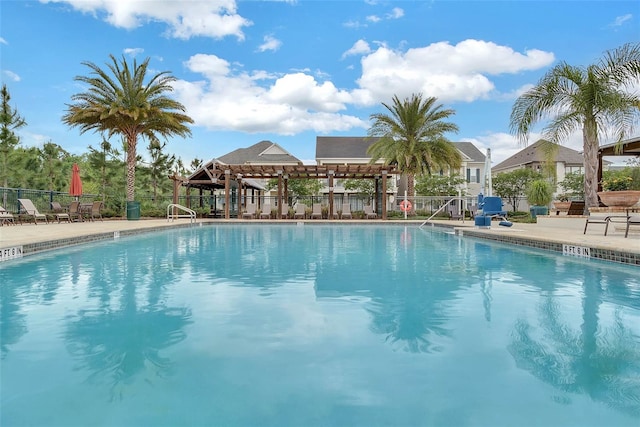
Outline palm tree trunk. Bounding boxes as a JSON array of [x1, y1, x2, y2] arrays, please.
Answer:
[[582, 119, 599, 209], [126, 134, 136, 202], [408, 173, 415, 215]]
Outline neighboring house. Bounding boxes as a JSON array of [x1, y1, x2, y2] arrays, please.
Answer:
[[217, 140, 302, 197], [492, 139, 585, 197], [218, 140, 302, 166], [315, 136, 486, 197]]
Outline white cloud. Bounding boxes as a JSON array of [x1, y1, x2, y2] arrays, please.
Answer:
[[257, 35, 282, 53], [174, 54, 367, 135], [39, 0, 252, 40], [173, 39, 554, 137], [342, 39, 371, 59], [366, 15, 381, 23], [123, 47, 144, 57], [387, 8, 404, 19], [353, 39, 555, 105], [0, 37, 7, 45], [2, 70, 21, 82], [611, 13, 632, 27]]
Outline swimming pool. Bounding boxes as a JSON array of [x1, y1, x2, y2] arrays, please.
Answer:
[[1, 224, 639, 426]]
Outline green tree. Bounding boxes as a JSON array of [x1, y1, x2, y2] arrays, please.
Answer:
[[493, 169, 542, 212], [0, 84, 27, 189], [87, 138, 125, 205], [558, 171, 585, 200], [367, 94, 462, 205], [63, 54, 194, 202], [415, 174, 466, 196], [343, 178, 375, 200], [147, 140, 176, 200], [39, 141, 70, 191], [510, 43, 640, 209]]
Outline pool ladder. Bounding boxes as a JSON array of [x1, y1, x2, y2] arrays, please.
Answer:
[[167, 204, 197, 223]]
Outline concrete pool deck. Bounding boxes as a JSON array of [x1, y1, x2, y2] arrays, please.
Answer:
[[0, 216, 638, 265]]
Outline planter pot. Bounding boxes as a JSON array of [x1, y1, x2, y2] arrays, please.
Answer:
[[597, 190, 640, 208], [529, 205, 548, 219]]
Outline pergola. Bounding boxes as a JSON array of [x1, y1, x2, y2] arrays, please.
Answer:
[[171, 162, 399, 219], [597, 136, 640, 190]]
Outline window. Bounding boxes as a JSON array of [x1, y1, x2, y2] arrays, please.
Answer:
[[467, 168, 480, 183]]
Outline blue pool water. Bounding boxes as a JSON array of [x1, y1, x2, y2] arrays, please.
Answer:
[[1, 224, 639, 426]]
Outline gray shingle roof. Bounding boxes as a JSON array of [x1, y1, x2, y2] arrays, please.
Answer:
[[315, 136, 379, 159], [217, 140, 301, 165], [316, 136, 485, 162], [493, 139, 584, 171]]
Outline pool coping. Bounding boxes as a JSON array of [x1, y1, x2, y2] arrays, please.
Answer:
[[1, 219, 638, 266]]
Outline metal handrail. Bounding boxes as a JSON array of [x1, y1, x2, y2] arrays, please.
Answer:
[[419, 198, 467, 228], [167, 203, 197, 223]]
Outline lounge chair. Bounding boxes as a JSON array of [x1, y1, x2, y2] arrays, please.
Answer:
[[18, 198, 49, 224], [567, 201, 586, 215], [448, 204, 463, 220], [259, 203, 272, 219], [341, 203, 352, 219], [583, 213, 614, 235], [311, 203, 323, 219], [68, 201, 83, 222], [51, 201, 71, 223], [294, 203, 306, 219], [0, 205, 15, 226], [364, 205, 377, 219], [625, 214, 640, 238], [280, 202, 289, 219], [89, 201, 104, 221], [242, 203, 256, 219]]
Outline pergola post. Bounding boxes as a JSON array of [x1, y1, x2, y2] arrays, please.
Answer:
[[237, 173, 243, 219], [328, 170, 334, 219], [277, 170, 283, 219], [382, 170, 388, 220], [224, 169, 231, 219]]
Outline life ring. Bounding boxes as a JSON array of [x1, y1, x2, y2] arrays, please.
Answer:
[[399, 200, 412, 212]]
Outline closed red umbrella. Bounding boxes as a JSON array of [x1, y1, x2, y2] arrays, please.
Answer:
[[69, 163, 83, 199]]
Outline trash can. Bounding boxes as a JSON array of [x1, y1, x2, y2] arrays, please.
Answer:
[[474, 215, 491, 228], [126, 201, 141, 220]]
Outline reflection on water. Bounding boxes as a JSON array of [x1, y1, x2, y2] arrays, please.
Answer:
[[1, 225, 639, 426]]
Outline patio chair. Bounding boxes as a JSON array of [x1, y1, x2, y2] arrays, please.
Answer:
[[364, 205, 377, 219], [341, 203, 352, 219], [294, 203, 306, 219], [89, 201, 104, 221], [242, 203, 257, 219], [625, 214, 640, 238], [18, 198, 49, 224], [50, 201, 71, 223], [68, 201, 83, 222], [259, 203, 272, 219], [0, 205, 15, 226], [311, 203, 323, 219]]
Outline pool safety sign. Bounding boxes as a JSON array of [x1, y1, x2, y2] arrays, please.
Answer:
[[562, 244, 590, 258], [1, 246, 23, 262]]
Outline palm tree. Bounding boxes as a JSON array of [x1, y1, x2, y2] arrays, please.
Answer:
[[367, 94, 461, 203], [510, 43, 640, 209], [63, 54, 193, 203]]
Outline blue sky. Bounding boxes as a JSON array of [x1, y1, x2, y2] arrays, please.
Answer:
[[1, 0, 638, 167]]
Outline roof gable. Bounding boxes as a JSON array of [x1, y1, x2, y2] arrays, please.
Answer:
[[218, 140, 301, 165], [493, 139, 584, 171]]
